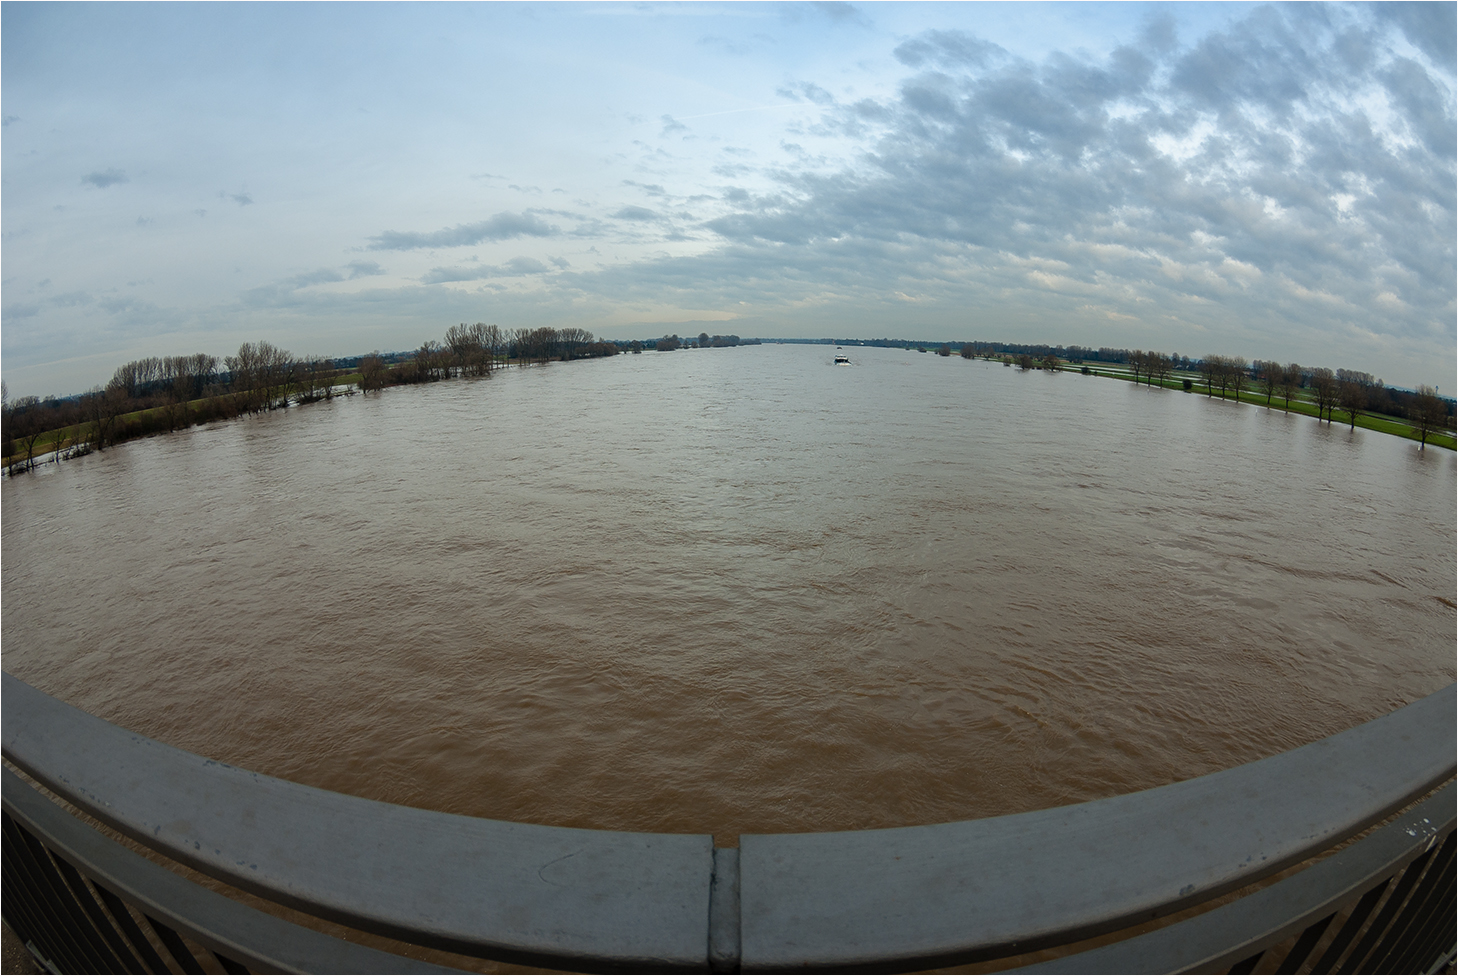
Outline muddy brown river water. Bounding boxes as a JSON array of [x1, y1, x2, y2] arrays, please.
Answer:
[[2, 344, 1453, 838]]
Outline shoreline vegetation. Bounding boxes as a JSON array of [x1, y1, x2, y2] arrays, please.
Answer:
[[3, 328, 1453, 475]]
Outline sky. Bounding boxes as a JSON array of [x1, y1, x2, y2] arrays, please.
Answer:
[[2, 1, 1454, 398]]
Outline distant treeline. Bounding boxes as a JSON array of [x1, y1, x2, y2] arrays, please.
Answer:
[[641, 333, 759, 351]]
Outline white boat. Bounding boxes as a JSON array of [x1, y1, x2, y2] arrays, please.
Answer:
[[834, 349, 851, 365]]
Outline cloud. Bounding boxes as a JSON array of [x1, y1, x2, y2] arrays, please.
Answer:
[[788, 2, 868, 27], [612, 206, 658, 222], [504, 256, 551, 275], [697, 33, 776, 56], [347, 260, 385, 279], [1374, 0, 1457, 71], [661, 114, 687, 136], [287, 269, 345, 288], [81, 169, 128, 188], [2, 115, 18, 127], [777, 81, 837, 105], [368, 211, 557, 250], [229, 192, 253, 206], [3, 303, 41, 319], [893, 30, 1006, 70], [655, 6, 1450, 379], [239, 265, 372, 307], [1379, 57, 1457, 157], [98, 296, 166, 318], [420, 266, 489, 284], [420, 256, 553, 283]]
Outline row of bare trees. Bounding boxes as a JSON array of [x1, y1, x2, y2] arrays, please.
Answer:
[[1209, 357, 1448, 448], [2, 340, 350, 472], [354, 323, 620, 393], [1020, 352, 1061, 370], [1197, 354, 1250, 400], [1129, 350, 1175, 386], [1248, 362, 1388, 430], [7, 319, 622, 468], [1006, 347, 1452, 450]]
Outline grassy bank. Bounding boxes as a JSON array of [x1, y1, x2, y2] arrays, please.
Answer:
[[1067, 362, 1456, 451]]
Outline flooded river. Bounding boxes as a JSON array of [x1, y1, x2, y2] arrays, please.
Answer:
[[2, 344, 1453, 837]]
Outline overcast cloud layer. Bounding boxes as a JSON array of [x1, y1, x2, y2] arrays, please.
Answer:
[[3, 2, 1454, 397]]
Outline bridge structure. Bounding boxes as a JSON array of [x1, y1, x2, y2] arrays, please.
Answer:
[[2, 672, 1453, 974]]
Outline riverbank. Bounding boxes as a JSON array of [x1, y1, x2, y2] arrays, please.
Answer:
[[1066, 360, 1456, 451]]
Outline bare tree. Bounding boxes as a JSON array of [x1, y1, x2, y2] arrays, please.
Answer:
[[47, 420, 70, 462], [444, 323, 496, 377], [1, 381, 13, 463], [1279, 363, 1301, 411], [1309, 368, 1338, 423], [444, 323, 474, 377], [1413, 386, 1447, 449], [1226, 357, 1249, 401], [529, 326, 560, 363], [1041, 352, 1060, 371], [489, 323, 507, 369], [295, 357, 336, 403], [414, 340, 449, 381], [558, 327, 592, 361], [1153, 353, 1174, 387], [1201, 355, 1242, 400], [359, 353, 388, 391], [160, 353, 218, 429], [468, 322, 496, 375], [111, 357, 163, 401], [1337, 378, 1366, 429], [1199, 356, 1218, 396], [1256, 361, 1280, 406], [226, 341, 294, 412], [7, 396, 45, 473], [511, 327, 535, 364], [1017, 353, 1034, 370], [81, 382, 127, 450]]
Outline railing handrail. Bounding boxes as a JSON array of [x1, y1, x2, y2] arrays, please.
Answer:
[[737, 683, 1455, 970], [3, 672, 1453, 971], [0, 673, 714, 971]]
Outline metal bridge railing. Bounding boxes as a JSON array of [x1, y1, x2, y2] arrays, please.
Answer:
[[3, 672, 1453, 973]]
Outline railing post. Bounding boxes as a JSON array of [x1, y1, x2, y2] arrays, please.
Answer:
[[708, 846, 741, 973]]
